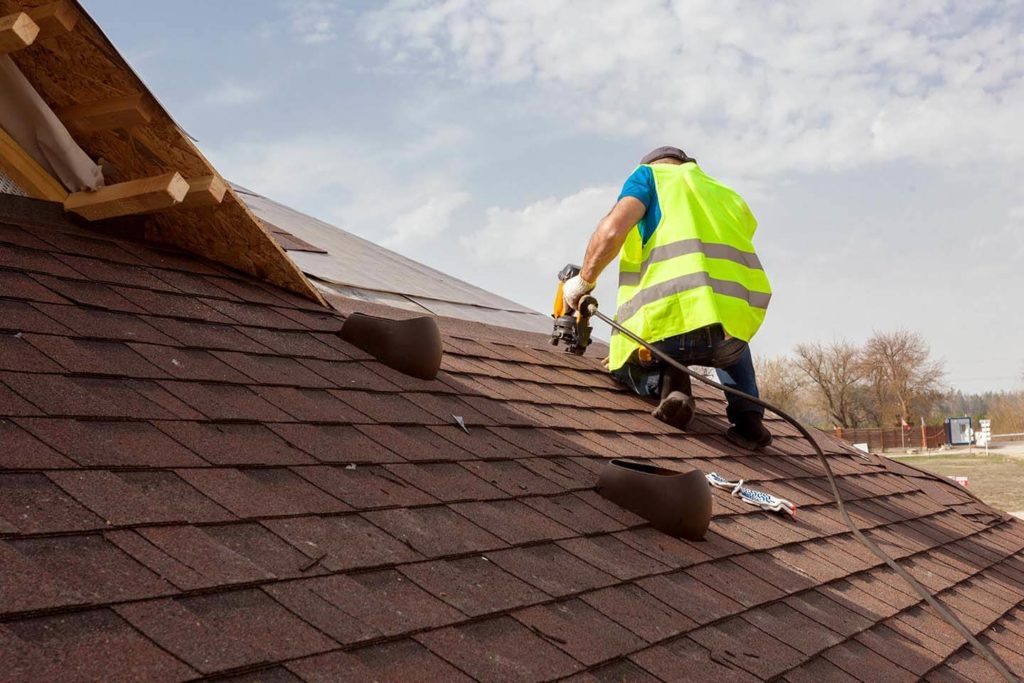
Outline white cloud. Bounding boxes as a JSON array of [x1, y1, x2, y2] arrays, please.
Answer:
[[993, 204, 1024, 257], [382, 191, 471, 248], [284, 0, 339, 44], [205, 128, 471, 251], [460, 186, 620, 319], [203, 82, 266, 107], [464, 186, 613, 266], [363, 1, 1024, 177]]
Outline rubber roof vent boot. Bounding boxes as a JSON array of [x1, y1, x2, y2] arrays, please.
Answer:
[[339, 312, 442, 380], [596, 459, 712, 541]]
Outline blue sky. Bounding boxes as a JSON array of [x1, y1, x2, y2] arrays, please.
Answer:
[[83, 1, 1024, 393]]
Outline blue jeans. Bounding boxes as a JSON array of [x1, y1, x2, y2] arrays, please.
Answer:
[[611, 324, 763, 423]]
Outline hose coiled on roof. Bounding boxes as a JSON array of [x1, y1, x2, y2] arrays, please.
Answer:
[[583, 300, 1015, 681]]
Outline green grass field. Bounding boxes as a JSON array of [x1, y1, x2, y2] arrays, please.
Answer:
[[892, 453, 1024, 513]]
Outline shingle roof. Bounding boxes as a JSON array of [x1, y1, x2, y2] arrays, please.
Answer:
[[2, 194, 1024, 682]]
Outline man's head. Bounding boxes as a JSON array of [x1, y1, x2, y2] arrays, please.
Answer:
[[640, 146, 694, 165]]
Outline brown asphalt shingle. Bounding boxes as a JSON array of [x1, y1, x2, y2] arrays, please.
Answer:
[[1, 198, 1024, 681]]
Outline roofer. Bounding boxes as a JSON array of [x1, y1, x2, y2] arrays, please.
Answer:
[[562, 146, 773, 450]]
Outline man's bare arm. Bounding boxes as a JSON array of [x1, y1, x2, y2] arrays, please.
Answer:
[[580, 196, 646, 283], [561, 196, 646, 311]]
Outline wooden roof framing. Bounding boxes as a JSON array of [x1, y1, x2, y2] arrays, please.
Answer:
[[0, 122, 65, 200], [0, 0, 324, 303], [0, 11, 38, 54]]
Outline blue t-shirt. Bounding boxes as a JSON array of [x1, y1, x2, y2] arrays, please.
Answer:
[[617, 165, 661, 246]]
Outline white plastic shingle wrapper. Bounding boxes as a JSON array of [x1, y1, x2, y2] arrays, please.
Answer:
[[0, 168, 27, 196], [0, 56, 103, 192]]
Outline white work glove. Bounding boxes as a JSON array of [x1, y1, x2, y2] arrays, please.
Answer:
[[562, 274, 596, 311]]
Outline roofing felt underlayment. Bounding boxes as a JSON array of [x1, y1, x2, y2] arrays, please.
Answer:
[[234, 184, 553, 335], [2, 195, 1024, 681]]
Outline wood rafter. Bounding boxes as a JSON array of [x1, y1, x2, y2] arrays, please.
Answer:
[[180, 174, 227, 209], [0, 0, 326, 303], [58, 93, 155, 134], [0, 11, 38, 54], [0, 124, 67, 201], [65, 171, 188, 221], [26, 0, 77, 38]]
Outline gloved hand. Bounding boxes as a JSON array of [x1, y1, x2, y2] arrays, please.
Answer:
[[562, 274, 596, 311]]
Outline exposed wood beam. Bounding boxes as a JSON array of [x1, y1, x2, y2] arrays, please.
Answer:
[[179, 174, 228, 209], [58, 94, 155, 134], [0, 125, 67, 202], [64, 172, 189, 221], [0, 12, 39, 54], [26, 1, 78, 39]]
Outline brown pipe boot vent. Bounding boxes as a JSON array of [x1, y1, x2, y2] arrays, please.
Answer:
[[596, 459, 712, 541], [339, 313, 442, 380]]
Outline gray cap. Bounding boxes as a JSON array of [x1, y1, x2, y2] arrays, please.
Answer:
[[640, 146, 694, 165]]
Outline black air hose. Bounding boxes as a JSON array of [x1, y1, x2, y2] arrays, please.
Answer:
[[582, 298, 1013, 681]]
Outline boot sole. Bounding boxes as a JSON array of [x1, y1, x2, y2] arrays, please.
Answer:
[[725, 427, 773, 451]]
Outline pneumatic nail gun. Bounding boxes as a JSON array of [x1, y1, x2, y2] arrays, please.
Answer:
[[550, 263, 595, 355]]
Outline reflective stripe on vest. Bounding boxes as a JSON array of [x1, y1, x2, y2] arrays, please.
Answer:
[[616, 271, 772, 323], [618, 238, 764, 287], [608, 162, 771, 371]]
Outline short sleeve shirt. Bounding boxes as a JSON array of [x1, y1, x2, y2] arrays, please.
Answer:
[[617, 165, 661, 246]]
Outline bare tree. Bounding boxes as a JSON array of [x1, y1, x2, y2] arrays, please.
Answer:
[[858, 352, 890, 426], [990, 392, 1024, 436], [753, 355, 807, 416], [860, 329, 945, 425], [793, 340, 865, 428]]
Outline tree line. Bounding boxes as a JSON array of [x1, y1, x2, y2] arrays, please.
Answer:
[[936, 390, 1024, 436], [755, 329, 979, 430]]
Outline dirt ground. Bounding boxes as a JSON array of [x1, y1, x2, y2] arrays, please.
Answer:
[[892, 442, 1024, 514]]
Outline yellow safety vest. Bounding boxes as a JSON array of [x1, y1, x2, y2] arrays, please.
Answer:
[[608, 162, 771, 371]]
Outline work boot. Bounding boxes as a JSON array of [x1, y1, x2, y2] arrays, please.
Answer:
[[725, 411, 772, 451], [652, 366, 695, 430], [652, 391, 696, 430]]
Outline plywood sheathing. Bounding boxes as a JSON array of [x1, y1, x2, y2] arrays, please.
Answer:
[[0, 0, 324, 304]]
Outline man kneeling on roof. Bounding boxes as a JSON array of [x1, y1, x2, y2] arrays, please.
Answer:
[[563, 146, 773, 450]]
